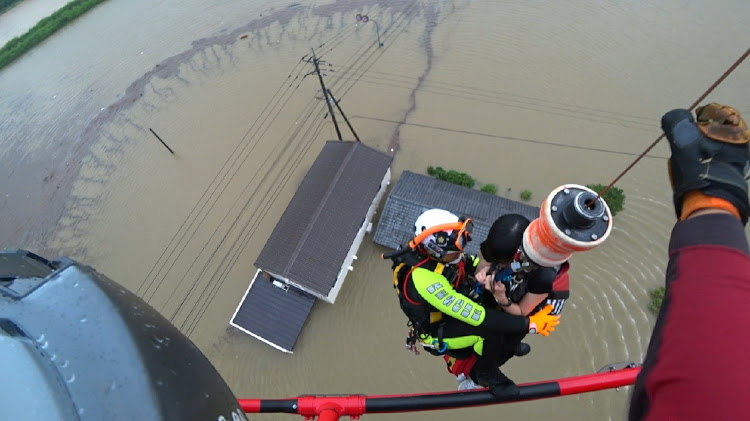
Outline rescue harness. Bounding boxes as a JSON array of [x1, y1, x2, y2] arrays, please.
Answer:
[[389, 248, 475, 355]]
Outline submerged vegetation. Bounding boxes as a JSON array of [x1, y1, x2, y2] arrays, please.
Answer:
[[586, 183, 625, 217], [426, 166, 529, 199], [0, 0, 109, 71], [480, 184, 498, 195], [427, 166, 476, 188], [649, 286, 665, 314], [423, 169, 629, 214]]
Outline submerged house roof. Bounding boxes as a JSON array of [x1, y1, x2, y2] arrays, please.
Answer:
[[254, 140, 392, 299], [373, 171, 540, 256], [230, 270, 317, 353]]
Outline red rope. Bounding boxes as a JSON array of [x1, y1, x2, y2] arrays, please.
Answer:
[[403, 257, 431, 305], [455, 259, 465, 289]]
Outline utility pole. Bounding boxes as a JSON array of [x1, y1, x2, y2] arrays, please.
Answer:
[[327, 89, 360, 142], [148, 128, 175, 154], [310, 49, 342, 141]]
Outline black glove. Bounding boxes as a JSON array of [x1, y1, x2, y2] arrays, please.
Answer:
[[661, 104, 750, 225]]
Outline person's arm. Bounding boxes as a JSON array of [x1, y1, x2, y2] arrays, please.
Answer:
[[630, 213, 750, 421], [629, 103, 750, 420], [481, 279, 547, 316], [516, 266, 556, 315], [410, 267, 529, 334], [508, 292, 548, 316], [484, 266, 555, 316]]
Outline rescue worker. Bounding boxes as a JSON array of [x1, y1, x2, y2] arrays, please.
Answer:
[[629, 103, 750, 420], [439, 213, 570, 389], [387, 208, 560, 397]]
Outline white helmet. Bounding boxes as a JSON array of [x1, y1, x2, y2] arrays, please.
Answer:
[[413, 209, 473, 261]]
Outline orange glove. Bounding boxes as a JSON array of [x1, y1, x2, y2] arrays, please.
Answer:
[[528, 304, 560, 337]]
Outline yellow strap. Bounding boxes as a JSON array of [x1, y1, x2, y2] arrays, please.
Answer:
[[393, 263, 406, 289], [434, 262, 445, 275]]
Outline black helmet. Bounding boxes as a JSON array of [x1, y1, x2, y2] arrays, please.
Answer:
[[480, 214, 530, 263]]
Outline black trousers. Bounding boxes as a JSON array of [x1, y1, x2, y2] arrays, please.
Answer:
[[434, 318, 527, 370]]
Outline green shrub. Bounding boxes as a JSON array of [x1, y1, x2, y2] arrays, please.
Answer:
[[520, 189, 532, 201], [0, 0, 109, 70], [426, 166, 475, 188], [480, 184, 498, 195], [649, 286, 665, 314], [586, 184, 625, 217]]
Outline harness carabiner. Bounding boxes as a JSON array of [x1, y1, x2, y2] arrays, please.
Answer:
[[431, 339, 448, 354]]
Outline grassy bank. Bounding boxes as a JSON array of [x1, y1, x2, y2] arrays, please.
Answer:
[[1, 0, 24, 15], [0, 0, 108, 71]]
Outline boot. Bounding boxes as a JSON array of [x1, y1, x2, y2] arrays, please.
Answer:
[[456, 373, 482, 391], [514, 342, 531, 357], [469, 366, 520, 398]]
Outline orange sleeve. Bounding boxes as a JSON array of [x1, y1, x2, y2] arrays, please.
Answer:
[[680, 191, 740, 221]]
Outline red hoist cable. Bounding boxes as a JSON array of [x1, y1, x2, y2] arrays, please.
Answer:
[[593, 47, 750, 202], [524, 47, 750, 266]]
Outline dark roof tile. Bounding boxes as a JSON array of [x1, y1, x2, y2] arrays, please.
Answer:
[[373, 171, 540, 256], [255, 141, 391, 296], [230, 271, 316, 353]]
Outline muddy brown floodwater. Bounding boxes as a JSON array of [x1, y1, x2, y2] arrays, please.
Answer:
[[1, 0, 748, 420]]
